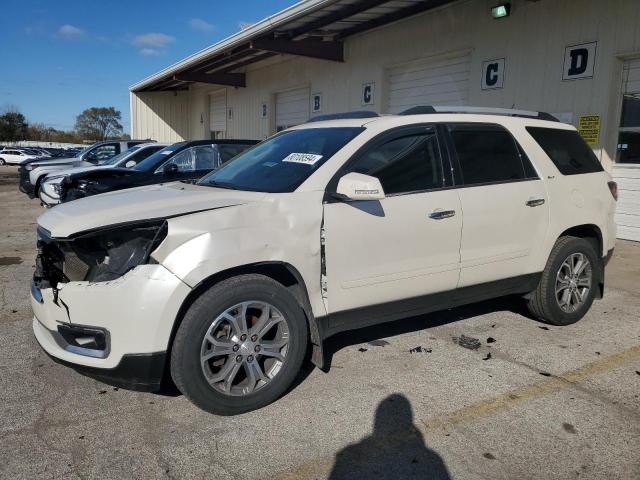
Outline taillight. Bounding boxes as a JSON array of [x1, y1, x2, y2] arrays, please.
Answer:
[[608, 181, 618, 201]]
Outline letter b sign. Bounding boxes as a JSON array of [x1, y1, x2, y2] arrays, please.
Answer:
[[563, 42, 596, 80]]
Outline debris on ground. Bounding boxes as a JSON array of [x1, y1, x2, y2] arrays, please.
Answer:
[[539, 372, 551, 377], [98, 390, 107, 394], [635, 371, 640, 376], [453, 335, 481, 350], [368, 339, 390, 347], [483, 453, 496, 460], [486, 337, 496, 343], [562, 423, 577, 434], [482, 353, 492, 361], [409, 346, 432, 354], [358, 347, 368, 352], [491, 324, 496, 328], [538, 326, 550, 330]]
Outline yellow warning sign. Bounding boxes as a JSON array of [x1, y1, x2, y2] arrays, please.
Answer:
[[578, 115, 600, 145]]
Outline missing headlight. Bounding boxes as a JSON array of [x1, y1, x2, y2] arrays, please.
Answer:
[[72, 220, 168, 282], [35, 220, 168, 286]]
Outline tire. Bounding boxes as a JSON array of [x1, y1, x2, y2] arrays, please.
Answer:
[[170, 274, 309, 415], [0, 158, 5, 166], [527, 236, 599, 326]]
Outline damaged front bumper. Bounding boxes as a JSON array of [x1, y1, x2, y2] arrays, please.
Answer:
[[31, 264, 191, 391]]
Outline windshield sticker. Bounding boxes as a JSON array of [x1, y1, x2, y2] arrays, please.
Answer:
[[282, 152, 323, 166], [160, 150, 173, 155], [263, 161, 278, 167]]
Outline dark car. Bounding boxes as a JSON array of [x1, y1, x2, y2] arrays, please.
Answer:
[[56, 139, 258, 203]]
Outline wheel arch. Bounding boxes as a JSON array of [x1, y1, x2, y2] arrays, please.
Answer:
[[166, 261, 324, 371], [559, 224, 603, 257]]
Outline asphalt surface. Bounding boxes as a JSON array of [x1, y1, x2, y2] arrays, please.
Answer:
[[1, 165, 639, 479]]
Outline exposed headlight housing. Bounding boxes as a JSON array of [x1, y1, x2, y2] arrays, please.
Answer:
[[35, 220, 168, 286]]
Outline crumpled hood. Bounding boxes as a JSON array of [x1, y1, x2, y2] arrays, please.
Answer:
[[38, 182, 266, 238]]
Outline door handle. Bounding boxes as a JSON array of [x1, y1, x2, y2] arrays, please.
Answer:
[[429, 209, 456, 220], [526, 198, 545, 207]]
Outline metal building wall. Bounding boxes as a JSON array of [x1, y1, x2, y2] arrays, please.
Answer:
[[132, 0, 640, 171]]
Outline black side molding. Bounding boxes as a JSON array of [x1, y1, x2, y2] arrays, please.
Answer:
[[316, 273, 542, 341]]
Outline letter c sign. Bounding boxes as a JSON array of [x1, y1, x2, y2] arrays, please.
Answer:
[[481, 58, 505, 90]]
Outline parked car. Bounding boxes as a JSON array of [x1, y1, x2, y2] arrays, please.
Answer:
[[39, 143, 168, 206], [19, 139, 152, 198], [31, 108, 616, 415], [47, 139, 257, 204], [0, 149, 39, 165]]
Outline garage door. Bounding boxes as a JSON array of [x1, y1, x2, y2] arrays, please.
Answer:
[[209, 90, 227, 139], [387, 53, 471, 114], [613, 58, 640, 242], [276, 87, 310, 131]]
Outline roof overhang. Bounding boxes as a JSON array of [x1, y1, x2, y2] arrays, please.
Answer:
[[130, 0, 456, 93]]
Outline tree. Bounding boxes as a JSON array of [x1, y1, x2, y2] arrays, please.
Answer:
[[74, 107, 123, 141], [0, 107, 28, 141]]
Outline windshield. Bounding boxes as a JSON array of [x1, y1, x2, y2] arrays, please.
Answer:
[[103, 146, 140, 166], [198, 127, 364, 192], [132, 142, 187, 171]]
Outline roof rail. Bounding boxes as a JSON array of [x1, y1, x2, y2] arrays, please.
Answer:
[[399, 106, 559, 122], [305, 111, 379, 123]]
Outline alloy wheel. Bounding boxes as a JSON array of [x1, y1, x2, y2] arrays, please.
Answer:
[[200, 301, 290, 396], [555, 253, 592, 313]]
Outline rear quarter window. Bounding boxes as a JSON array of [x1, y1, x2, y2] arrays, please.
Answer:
[[526, 127, 603, 175]]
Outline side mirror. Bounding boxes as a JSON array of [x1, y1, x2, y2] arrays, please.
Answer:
[[125, 160, 136, 168], [163, 163, 179, 174], [335, 172, 385, 201]]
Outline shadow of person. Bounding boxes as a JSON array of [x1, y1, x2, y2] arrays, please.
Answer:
[[328, 394, 451, 480]]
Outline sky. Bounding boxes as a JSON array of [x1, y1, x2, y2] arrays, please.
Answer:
[[0, 0, 297, 133]]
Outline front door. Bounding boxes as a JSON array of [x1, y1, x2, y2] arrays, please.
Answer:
[[323, 125, 462, 314]]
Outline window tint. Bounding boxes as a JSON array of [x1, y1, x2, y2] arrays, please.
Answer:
[[450, 125, 528, 185], [349, 130, 444, 195], [527, 127, 603, 175]]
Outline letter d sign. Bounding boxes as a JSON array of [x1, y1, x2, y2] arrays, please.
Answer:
[[563, 42, 596, 80]]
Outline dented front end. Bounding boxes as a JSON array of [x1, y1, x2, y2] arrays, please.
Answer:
[[31, 222, 192, 388]]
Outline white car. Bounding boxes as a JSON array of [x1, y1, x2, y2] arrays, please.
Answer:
[[39, 143, 168, 207], [0, 149, 38, 165], [31, 107, 617, 415]]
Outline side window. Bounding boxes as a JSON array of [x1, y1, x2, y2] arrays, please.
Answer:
[[192, 146, 217, 170], [158, 148, 195, 173], [526, 127, 603, 175], [348, 130, 444, 195], [449, 124, 529, 185], [85, 144, 119, 162]]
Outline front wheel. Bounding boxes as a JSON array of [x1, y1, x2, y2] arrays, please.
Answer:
[[527, 236, 599, 326], [0, 158, 5, 166], [170, 274, 308, 415]]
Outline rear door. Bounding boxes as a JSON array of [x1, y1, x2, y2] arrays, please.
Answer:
[[323, 125, 462, 313], [446, 123, 549, 287]]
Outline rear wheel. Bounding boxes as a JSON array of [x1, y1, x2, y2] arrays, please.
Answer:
[[170, 274, 308, 415], [527, 236, 599, 326], [0, 158, 5, 166]]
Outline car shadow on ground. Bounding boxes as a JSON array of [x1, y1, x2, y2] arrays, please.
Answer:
[[328, 393, 451, 479], [321, 294, 534, 370]]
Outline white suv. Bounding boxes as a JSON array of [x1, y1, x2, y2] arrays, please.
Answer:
[[31, 107, 617, 415]]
